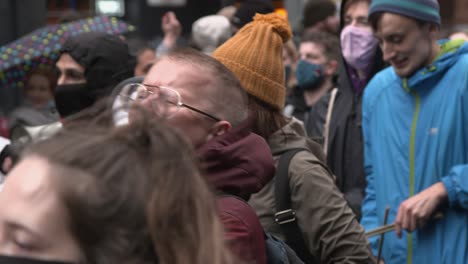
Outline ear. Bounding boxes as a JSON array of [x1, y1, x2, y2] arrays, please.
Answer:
[[427, 23, 439, 41], [325, 59, 339, 76], [208, 120, 232, 137]]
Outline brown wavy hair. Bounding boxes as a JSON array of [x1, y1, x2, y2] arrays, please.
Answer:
[[248, 95, 287, 139], [26, 108, 236, 264]]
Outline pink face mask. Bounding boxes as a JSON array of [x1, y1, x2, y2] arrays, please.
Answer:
[[340, 25, 379, 70]]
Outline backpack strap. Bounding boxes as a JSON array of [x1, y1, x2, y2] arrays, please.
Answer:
[[323, 88, 338, 156], [274, 148, 318, 263]]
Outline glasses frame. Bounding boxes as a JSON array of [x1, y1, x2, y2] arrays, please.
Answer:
[[120, 83, 222, 122]]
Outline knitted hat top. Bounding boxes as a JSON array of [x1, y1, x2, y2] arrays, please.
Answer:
[[213, 13, 292, 110], [369, 0, 441, 26]]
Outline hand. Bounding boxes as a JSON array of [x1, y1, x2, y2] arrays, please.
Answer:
[[161, 11, 181, 38], [395, 182, 448, 237]]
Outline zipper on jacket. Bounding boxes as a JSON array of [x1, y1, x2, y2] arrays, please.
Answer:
[[403, 78, 419, 264]]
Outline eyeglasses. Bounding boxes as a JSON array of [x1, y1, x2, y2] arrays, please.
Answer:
[[118, 83, 222, 122]]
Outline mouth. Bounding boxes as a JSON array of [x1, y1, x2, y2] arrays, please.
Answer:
[[392, 58, 408, 69]]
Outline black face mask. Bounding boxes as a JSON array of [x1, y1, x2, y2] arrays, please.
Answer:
[[54, 83, 95, 118], [0, 255, 73, 264]]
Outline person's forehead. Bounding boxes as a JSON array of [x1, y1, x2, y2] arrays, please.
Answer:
[[0, 157, 63, 224], [0, 157, 73, 246], [56, 53, 84, 71], [375, 13, 419, 37], [29, 74, 50, 85], [345, 1, 369, 17], [300, 42, 325, 54], [144, 58, 215, 98], [3, 157, 55, 200]]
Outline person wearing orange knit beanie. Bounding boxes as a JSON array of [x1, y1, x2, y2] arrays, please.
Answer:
[[213, 13, 374, 263]]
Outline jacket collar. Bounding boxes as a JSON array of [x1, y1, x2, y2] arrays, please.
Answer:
[[401, 39, 468, 93], [197, 120, 274, 200]]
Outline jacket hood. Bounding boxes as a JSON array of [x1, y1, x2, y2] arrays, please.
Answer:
[[268, 117, 327, 162], [338, 0, 372, 32], [197, 120, 275, 200], [338, 0, 385, 92], [404, 39, 468, 91], [60, 32, 135, 100], [339, 0, 348, 33]]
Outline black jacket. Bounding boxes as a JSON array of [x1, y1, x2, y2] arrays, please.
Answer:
[[326, 0, 386, 220]]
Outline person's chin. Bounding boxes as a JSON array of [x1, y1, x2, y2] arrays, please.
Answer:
[[395, 69, 409, 78], [393, 63, 415, 78]]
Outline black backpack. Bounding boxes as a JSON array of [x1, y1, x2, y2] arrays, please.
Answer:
[[264, 232, 304, 264], [274, 148, 321, 264], [219, 194, 304, 264]]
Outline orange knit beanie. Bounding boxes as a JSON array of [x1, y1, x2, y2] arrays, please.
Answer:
[[213, 13, 292, 110]]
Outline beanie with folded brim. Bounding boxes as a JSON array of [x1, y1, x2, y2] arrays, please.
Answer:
[[213, 13, 292, 110], [369, 0, 441, 26]]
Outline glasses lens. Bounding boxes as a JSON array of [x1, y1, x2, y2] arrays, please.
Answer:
[[117, 84, 144, 104], [116, 83, 146, 124], [119, 84, 181, 119], [156, 87, 180, 118], [135, 84, 150, 101]]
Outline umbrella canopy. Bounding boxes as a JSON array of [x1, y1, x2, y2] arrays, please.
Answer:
[[0, 16, 136, 89]]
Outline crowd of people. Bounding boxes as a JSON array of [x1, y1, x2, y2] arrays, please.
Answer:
[[0, 0, 466, 263]]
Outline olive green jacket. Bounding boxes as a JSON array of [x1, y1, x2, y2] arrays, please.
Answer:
[[249, 118, 374, 264]]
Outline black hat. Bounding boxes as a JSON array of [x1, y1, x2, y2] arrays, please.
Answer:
[[60, 32, 136, 99], [232, 0, 275, 29], [302, 0, 336, 29]]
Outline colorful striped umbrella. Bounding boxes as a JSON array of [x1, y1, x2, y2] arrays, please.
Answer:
[[0, 15, 136, 89]]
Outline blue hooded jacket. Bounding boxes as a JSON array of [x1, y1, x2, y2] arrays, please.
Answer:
[[361, 39, 468, 264]]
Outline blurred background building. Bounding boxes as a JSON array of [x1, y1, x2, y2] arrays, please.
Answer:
[[0, 0, 466, 47], [0, 0, 466, 115]]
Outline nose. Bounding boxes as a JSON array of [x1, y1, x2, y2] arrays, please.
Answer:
[[381, 42, 396, 62], [138, 93, 166, 118], [139, 95, 153, 108], [132, 96, 155, 118]]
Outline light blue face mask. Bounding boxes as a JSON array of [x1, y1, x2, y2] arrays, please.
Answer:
[[295, 60, 325, 91]]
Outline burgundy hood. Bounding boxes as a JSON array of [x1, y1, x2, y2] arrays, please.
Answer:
[[197, 121, 275, 200]]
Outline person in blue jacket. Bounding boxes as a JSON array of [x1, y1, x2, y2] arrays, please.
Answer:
[[361, 0, 468, 263]]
